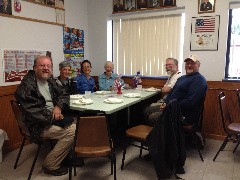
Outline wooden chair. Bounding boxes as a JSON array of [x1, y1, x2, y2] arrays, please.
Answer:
[[182, 97, 205, 162], [121, 124, 153, 170], [11, 100, 52, 180], [69, 111, 116, 180], [213, 92, 240, 161]]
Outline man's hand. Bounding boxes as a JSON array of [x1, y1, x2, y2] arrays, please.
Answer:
[[159, 102, 166, 111], [161, 86, 171, 93], [52, 106, 64, 120]]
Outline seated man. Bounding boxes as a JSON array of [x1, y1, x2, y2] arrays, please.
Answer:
[[55, 61, 78, 95], [144, 58, 181, 126], [15, 56, 75, 176]]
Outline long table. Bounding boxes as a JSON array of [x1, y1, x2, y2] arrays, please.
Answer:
[[70, 89, 160, 115]]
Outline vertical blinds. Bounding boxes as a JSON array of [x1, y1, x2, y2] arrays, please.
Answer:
[[113, 14, 183, 76]]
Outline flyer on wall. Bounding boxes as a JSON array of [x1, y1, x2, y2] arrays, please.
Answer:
[[63, 26, 84, 76]]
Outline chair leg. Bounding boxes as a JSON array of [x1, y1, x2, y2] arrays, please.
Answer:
[[233, 140, 240, 153], [121, 141, 127, 170], [14, 137, 26, 169], [112, 153, 116, 180], [139, 142, 143, 158], [27, 144, 42, 180], [192, 132, 204, 162], [213, 135, 230, 161]]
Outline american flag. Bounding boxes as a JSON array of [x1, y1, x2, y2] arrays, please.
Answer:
[[195, 18, 215, 33]]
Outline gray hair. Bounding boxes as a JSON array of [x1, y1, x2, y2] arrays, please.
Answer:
[[33, 56, 52, 68], [104, 61, 114, 69], [59, 61, 71, 69], [166, 58, 178, 66]]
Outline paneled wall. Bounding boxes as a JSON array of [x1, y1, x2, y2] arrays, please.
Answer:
[[1, 79, 240, 153]]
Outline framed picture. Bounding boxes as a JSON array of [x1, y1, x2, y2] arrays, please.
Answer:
[[190, 15, 220, 51], [163, 0, 175, 6], [56, 9, 65, 24], [113, 0, 124, 12], [148, 0, 162, 8], [198, 0, 215, 14], [0, 0, 12, 15], [136, 0, 147, 9], [124, 0, 136, 11]]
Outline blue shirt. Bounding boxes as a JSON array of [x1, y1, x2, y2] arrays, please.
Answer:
[[166, 72, 207, 124], [75, 73, 95, 94], [98, 72, 124, 91]]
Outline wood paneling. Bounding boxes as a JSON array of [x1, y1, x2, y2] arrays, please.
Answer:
[[1, 79, 240, 153]]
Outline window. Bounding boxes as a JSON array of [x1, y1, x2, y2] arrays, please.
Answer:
[[225, 8, 240, 79], [112, 13, 185, 76]]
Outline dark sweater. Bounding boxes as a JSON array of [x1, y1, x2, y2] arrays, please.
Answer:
[[165, 72, 207, 125]]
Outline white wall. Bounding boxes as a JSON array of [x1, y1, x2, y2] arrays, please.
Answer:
[[87, 0, 236, 81], [0, 0, 89, 86]]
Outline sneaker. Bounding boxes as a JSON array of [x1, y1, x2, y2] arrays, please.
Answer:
[[176, 166, 185, 174], [43, 166, 68, 176]]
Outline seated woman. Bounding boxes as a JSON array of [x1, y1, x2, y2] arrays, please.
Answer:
[[55, 61, 78, 95], [75, 60, 95, 94], [98, 61, 124, 91]]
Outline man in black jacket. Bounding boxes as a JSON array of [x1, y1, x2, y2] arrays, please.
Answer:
[[15, 56, 75, 176]]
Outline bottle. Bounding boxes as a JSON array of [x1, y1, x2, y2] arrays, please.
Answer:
[[132, 70, 142, 88]]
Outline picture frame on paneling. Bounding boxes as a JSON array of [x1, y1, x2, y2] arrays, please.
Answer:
[[0, 0, 12, 15], [124, 0, 136, 11], [113, 0, 124, 12], [55, 0, 64, 9], [56, 9, 65, 24], [34, 0, 46, 4], [46, 0, 55, 6], [136, 0, 148, 9], [163, 0, 175, 6], [198, 0, 215, 14], [148, 0, 162, 8]]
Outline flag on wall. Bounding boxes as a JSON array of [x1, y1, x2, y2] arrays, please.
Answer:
[[195, 18, 215, 33]]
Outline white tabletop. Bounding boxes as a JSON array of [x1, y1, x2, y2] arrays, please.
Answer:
[[70, 89, 160, 114]]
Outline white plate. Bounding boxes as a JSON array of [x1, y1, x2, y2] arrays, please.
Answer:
[[95, 91, 111, 95], [70, 94, 84, 99], [145, 88, 160, 92], [104, 98, 123, 104], [72, 99, 94, 105], [123, 93, 141, 98]]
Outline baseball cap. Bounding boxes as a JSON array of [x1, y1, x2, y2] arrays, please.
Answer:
[[184, 55, 200, 63]]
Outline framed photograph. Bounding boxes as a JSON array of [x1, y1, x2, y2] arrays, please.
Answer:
[[190, 15, 220, 51], [163, 0, 175, 6], [124, 0, 136, 11], [0, 0, 12, 15], [113, 0, 124, 12], [198, 0, 215, 14], [136, 0, 147, 9], [148, 0, 162, 8], [46, 0, 55, 6]]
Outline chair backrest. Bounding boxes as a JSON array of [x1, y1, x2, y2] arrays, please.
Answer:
[[237, 89, 240, 108], [11, 100, 30, 136], [74, 112, 112, 148], [197, 96, 205, 131], [218, 92, 232, 134]]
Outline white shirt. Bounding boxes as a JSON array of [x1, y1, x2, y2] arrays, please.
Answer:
[[164, 71, 181, 89]]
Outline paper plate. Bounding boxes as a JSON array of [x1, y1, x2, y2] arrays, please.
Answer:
[[95, 91, 111, 95], [72, 99, 94, 105], [145, 88, 160, 92], [104, 98, 123, 104], [123, 93, 141, 98], [70, 94, 84, 99]]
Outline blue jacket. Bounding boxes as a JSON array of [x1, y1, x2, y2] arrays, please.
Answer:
[[98, 72, 124, 91], [165, 72, 207, 124], [75, 73, 95, 94]]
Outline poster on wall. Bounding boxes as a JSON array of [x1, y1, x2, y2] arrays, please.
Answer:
[[190, 15, 220, 51], [63, 26, 84, 76], [3, 50, 49, 82]]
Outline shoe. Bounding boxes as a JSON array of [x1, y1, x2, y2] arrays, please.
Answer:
[[176, 166, 185, 174], [144, 153, 152, 161], [63, 156, 85, 167], [43, 166, 68, 176]]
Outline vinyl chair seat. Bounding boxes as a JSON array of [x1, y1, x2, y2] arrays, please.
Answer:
[[75, 146, 111, 157], [182, 124, 193, 130], [126, 125, 153, 141], [227, 123, 240, 134]]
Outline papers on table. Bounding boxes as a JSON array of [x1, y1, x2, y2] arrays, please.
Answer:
[[70, 94, 84, 99], [95, 91, 111, 95], [145, 87, 161, 92], [104, 98, 123, 104], [123, 93, 141, 98], [72, 99, 94, 105]]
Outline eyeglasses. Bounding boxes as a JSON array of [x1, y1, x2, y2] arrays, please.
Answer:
[[82, 66, 91, 69], [164, 64, 174, 67], [38, 64, 52, 69]]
